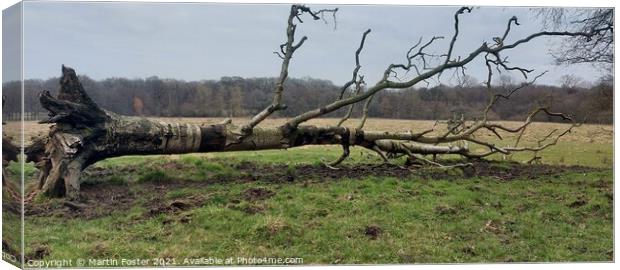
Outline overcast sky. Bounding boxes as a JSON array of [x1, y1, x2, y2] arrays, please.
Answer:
[[2, 1, 607, 86]]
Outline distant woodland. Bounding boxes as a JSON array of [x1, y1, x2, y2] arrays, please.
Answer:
[[2, 74, 613, 124]]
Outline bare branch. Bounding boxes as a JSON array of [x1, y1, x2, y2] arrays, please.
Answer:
[[338, 29, 371, 100], [337, 76, 365, 127], [482, 71, 547, 119], [243, 5, 337, 133], [444, 7, 473, 66], [500, 16, 520, 42], [285, 21, 604, 130], [357, 93, 375, 130]]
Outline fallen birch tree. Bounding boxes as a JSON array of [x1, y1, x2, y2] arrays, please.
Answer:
[[25, 5, 606, 199]]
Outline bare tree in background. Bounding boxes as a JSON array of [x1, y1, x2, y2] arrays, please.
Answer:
[[535, 8, 613, 68], [25, 5, 609, 199], [559, 74, 583, 94]]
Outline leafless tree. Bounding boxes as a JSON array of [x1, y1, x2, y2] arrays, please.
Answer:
[[535, 8, 613, 67], [25, 5, 607, 199], [559, 74, 583, 92]]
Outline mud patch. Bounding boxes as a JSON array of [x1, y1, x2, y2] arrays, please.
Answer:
[[235, 160, 598, 183], [25, 181, 207, 220], [243, 187, 275, 201], [422, 161, 596, 182], [568, 198, 588, 208], [25, 183, 137, 219], [364, 225, 383, 240], [235, 161, 412, 183], [145, 195, 207, 218]]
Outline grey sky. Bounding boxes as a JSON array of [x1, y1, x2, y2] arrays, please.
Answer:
[[2, 2, 21, 82], [6, 1, 608, 86]]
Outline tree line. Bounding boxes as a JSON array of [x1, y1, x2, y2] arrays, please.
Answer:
[[2, 74, 612, 124]]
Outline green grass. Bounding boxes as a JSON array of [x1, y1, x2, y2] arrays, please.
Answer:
[[6, 158, 38, 181], [21, 162, 613, 264], [11, 134, 613, 265], [499, 141, 613, 168], [1, 210, 22, 267], [138, 170, 169, 183]]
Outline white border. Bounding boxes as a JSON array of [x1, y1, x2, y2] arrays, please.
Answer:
[[1, 1, 617, 270]]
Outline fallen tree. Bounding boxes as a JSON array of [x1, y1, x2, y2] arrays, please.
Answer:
[[26, 5, 605, 199]]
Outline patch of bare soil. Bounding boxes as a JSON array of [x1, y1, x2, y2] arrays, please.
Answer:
[[568, 198, 588, 208], [234, 160, 597, 183], [466, 162, 596, 181], [148, 196, 205, 225], [25, 183, 134, 219], [24, 161, 601, 220], [234, 162, 412, 183], [364, 225, 383, 240], [243, 187, 275, 201], [145, 194, 207, 218], [25, 181, 208, 221]]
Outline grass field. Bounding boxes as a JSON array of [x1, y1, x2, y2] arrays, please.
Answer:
[[2, 118, 614, 265]]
